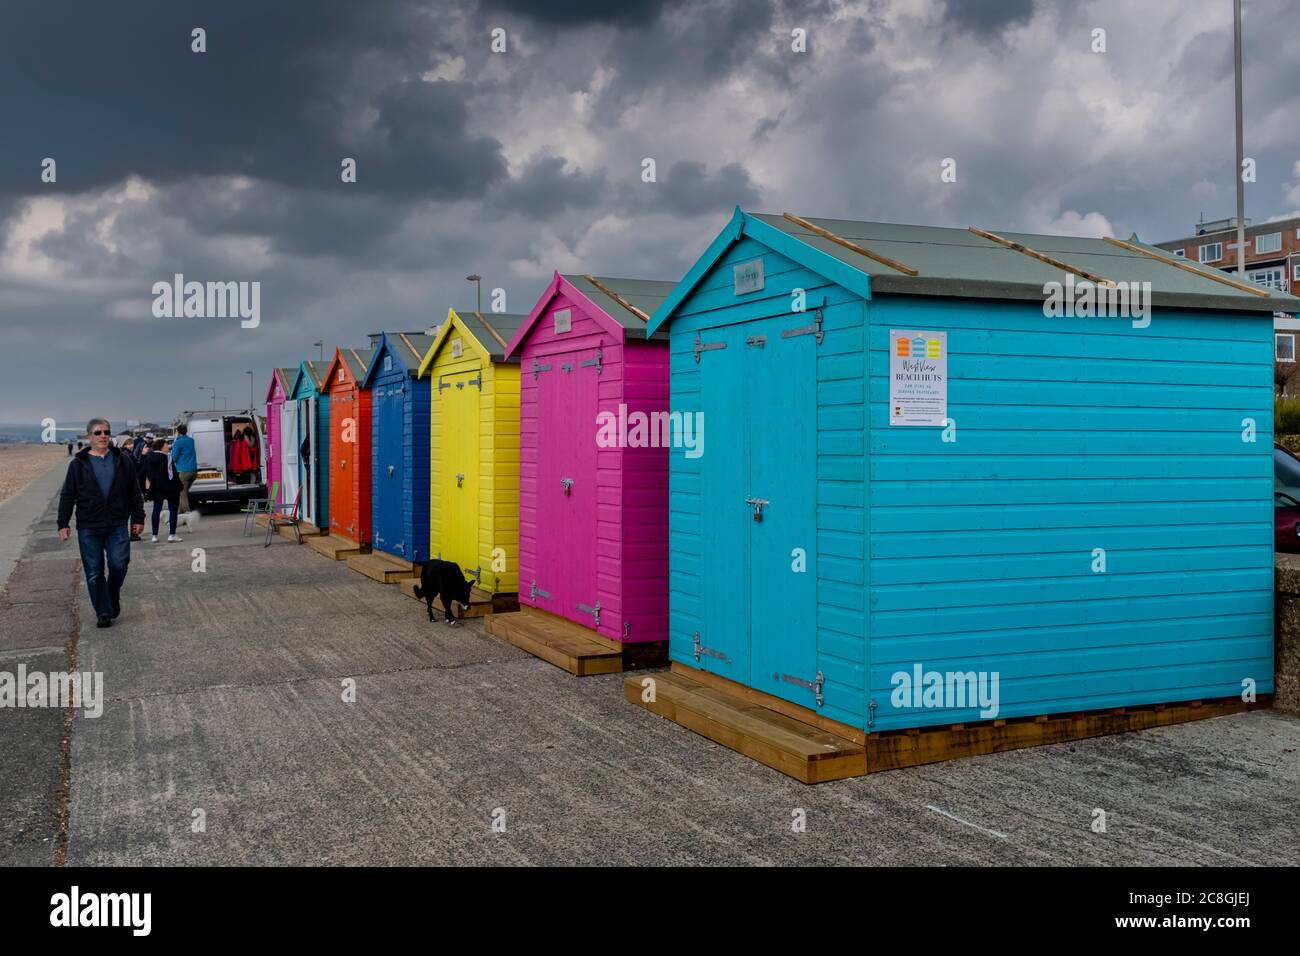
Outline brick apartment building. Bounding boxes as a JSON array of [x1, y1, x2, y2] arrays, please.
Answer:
[[1155, 215, 1300, 369]]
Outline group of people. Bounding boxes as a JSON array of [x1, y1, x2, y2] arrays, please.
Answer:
[[57, 418, 201, 630]]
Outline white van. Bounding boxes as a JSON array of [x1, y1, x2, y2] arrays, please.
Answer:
[[178, 409, 268, 506]]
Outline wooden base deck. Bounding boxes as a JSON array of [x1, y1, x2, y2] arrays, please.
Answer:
[[305, 534, 367, 560], [346, 552, 419, 584], [397, 579, 518, 618], [486, 605, 668, 676], [276, 520, 324, 540], [626, 662, 1271, 785]]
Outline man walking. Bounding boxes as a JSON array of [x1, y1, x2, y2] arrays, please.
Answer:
[[170, 422, 198, 519], [57, 418, 145, 629]]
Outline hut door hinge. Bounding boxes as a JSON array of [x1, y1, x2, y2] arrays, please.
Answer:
[[468, 373, 481, 389], [776, 670, 826, 708], [466, 566, 481, 583], [781, 307, 824, 345], [580, 348, 603, 374], [693, 632, 731, 664], [438, 378, 452, 392], [532, 358, 552, 380], [694, 333, 727, 363], [530, 580, 552, 601], [576, 601, 601, 627]]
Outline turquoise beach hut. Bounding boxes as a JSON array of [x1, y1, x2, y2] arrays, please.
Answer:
[[643, 208, 1298, 740], [290, 360, 331, 533]]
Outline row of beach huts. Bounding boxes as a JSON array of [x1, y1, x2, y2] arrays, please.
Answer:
[[259, 208, 1291, 782]]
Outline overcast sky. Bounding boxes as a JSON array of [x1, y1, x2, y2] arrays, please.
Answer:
[[2, 0, 1298, 428]]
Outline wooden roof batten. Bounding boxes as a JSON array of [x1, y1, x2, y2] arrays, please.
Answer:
[[1101, 235, 1271, 298], [782, 212, 919, 277], [968, 226, 1115, 287], [472, 310, 510, 349], [582, 274, 651, 322]]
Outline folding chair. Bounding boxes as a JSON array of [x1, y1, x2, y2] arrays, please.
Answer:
[[265, 488, 303, 547], [242, 480, 279, 537]]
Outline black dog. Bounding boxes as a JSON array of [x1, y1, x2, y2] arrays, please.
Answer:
[[413, 559, 473, 625]]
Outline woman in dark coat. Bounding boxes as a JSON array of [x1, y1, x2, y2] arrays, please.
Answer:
[[140, 439, 183, 542]]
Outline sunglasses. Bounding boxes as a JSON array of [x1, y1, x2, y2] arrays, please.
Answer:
[[90, 430, 111, 436]]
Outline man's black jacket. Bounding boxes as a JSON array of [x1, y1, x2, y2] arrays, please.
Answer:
[[58, 446, 146, 530]]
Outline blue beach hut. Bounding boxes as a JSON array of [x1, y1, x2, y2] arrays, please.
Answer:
[[361, 331, 436, 564], [643, 208, 1298, 744]]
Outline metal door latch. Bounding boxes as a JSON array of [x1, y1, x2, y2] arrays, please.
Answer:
[[745, 334, 767, 347], [693, 333, 727, 363], [561, 363, 573, 373], [529, 580, 552, 601], [387, 465, 394, 478], [744, 496, 769, 521], [781, 307, 825, 344], [777, 670, 826, 708], [576, 601, 601, 627], [456, 473, 465, 487], [561, 477, 574, 495], [693, 632, 732, 664]]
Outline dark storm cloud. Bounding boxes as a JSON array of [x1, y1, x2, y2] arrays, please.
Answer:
[[624, 160, 762, 216], [488, 155, 608, 219], [480, 0, 675, 26], [0, 0, 497, 202], [943, 0, 1035, 37]]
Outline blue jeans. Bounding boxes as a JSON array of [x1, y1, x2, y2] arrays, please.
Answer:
[[77, 525, 130, 621]]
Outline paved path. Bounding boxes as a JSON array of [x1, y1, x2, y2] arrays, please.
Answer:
[[2, 474, 1298, 865]]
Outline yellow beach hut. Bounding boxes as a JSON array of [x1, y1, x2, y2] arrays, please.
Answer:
[[414, 308, 527, 616]]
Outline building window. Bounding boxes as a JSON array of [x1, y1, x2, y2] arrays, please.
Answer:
[[1256, 232, 1282, 255], [1278, 333, 1296, 363], [1249, 266, 1286, 291], [1199, 242, 1222, 262], [1294, 264, 1300, 282], [1173, 248, 1186, 257], [383, 355, 393, 372]]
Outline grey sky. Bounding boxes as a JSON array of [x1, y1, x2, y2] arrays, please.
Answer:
[[1, 0, 1297, 426]]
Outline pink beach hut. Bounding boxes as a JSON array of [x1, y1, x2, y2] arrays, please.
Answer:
[[264, 367, 296, 508], [495, 274, 676, 667]]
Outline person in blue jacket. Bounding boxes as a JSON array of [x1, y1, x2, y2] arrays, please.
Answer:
[[170, 422, 198, 517]]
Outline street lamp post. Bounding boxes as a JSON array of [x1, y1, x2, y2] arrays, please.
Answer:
[[466, 274, 482, 315], [313, 340, 324, 362], [1233, 0, 1246, 277], [246, 370, 254, 410], [198, 385, 216, 410]]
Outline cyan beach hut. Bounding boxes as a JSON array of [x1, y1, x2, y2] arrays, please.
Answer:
[[290, 360, 330, 533], [362, 332, 436, 564], [494, 274, 676, 669], [638, 208, 1294, 776]]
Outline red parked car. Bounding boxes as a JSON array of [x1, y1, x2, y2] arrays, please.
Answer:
[[1275, 444, 1300, 552]]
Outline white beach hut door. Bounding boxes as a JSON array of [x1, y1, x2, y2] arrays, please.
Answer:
[[280, 402, 299, 512]]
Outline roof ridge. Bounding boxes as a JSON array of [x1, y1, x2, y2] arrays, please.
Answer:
[[783, 213, 919, 277], [472, 310, 509, 349], [583, 274, 650, 322]]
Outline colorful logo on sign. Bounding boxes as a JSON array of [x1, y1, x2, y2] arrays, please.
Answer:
[[896, 335, 942, 358]]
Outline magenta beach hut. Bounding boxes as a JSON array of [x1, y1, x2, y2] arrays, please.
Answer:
[[485, 274, 676, 675], [264, 367, 295, 508]]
